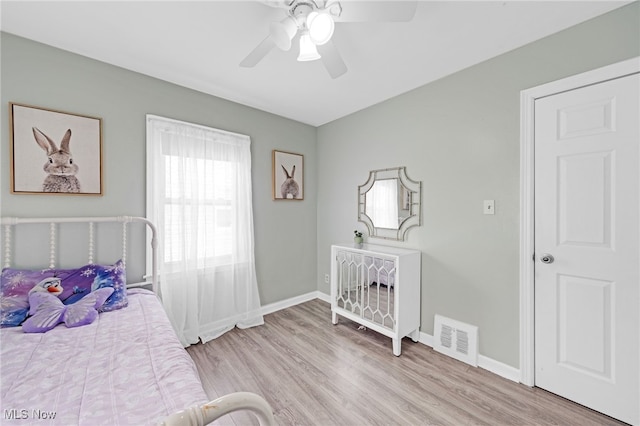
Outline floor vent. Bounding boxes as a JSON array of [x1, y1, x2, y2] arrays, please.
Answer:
[[434, 314, 478, 367]]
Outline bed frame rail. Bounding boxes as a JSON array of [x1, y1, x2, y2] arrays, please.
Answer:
[[161, 391, 276, 426], [1, 216, 158, 294]]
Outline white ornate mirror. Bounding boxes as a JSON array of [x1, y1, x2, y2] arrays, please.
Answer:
[[358, 167, 422, 241]]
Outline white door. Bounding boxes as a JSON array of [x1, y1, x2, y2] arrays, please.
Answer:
[[534, 72, 639, 425]]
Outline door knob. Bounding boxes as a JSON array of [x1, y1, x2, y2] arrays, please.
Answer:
[[540, 253, 555, 264]]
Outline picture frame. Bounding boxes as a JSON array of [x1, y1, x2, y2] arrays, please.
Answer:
[[9, 102, 103, 195], [272, 150, 304, 200]]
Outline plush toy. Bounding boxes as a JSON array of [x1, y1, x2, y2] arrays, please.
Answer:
[[29, 277, 64, 297], [22, 278, 114, 333], [28, 276, 88, 305]]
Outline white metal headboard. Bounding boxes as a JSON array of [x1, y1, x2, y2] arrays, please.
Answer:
[[0, 216, 158, 294]]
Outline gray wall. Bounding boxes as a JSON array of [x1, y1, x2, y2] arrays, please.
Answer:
[[316, 3, 639, 368], [0, 32, 318, 306]]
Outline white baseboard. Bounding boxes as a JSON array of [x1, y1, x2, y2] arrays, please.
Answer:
[[420, 331, 520, 382], [477, 355, 521, 383], [260, 291, 325, 316], [418, 330, 434, 347], [316, 291, 331, 303], [262, 294, 521, 383]]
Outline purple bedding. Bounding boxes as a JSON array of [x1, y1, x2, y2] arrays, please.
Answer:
[[0, 289, 208, 425]]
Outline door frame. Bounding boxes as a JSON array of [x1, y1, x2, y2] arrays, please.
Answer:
[[519, 57, 640, 386]]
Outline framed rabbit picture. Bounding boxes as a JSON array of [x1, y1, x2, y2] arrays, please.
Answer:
[[272, 150, 304, 200], [9, 103, 103, 195]]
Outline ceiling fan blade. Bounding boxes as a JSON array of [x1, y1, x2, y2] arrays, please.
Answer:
[[332, 1, 417, 22], [318, 41, 347, 79], [240, 36, 276, 68]]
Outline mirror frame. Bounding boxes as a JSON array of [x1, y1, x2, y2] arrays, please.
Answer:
[[358, 166, 422, 241]]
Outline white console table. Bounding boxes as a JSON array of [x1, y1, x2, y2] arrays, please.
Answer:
[[330, 243, 421, 356]]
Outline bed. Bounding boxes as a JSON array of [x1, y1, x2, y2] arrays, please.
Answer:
[[0, 216, 274, 426]]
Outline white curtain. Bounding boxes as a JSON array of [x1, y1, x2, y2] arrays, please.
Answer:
[[147, 115, 263, 346], [366, 179, 399, 229]]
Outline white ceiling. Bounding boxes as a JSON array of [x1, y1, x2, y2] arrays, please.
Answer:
[[0, 1, 630, 126]]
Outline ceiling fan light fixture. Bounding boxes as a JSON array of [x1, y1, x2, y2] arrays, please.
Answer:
[[297, 32, 321, 61], [269, 16, 297, 51], [307, 11, 334, 45]]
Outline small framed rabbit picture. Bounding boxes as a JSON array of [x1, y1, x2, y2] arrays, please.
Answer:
[[9, 103, 103, 195], [273, 150, 303, 200]]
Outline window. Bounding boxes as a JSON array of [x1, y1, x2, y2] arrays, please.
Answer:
[[146, 115, 254, 272], [146, 114, 263, 345], [162, 155, 234, 265]]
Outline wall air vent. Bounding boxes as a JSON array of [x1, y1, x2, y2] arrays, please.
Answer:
[[434, 314, 478, 367]]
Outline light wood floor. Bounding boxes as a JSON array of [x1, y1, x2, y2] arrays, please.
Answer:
[[186, 299, 625, 426]]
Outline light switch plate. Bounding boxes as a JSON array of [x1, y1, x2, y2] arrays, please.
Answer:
[[483, 200, 495, 215]]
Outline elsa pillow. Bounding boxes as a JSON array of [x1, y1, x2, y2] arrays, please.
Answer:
[[0, 260, 127, 327]]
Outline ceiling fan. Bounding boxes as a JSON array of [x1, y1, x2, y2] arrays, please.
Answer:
[[240, 0, 418, 79]]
